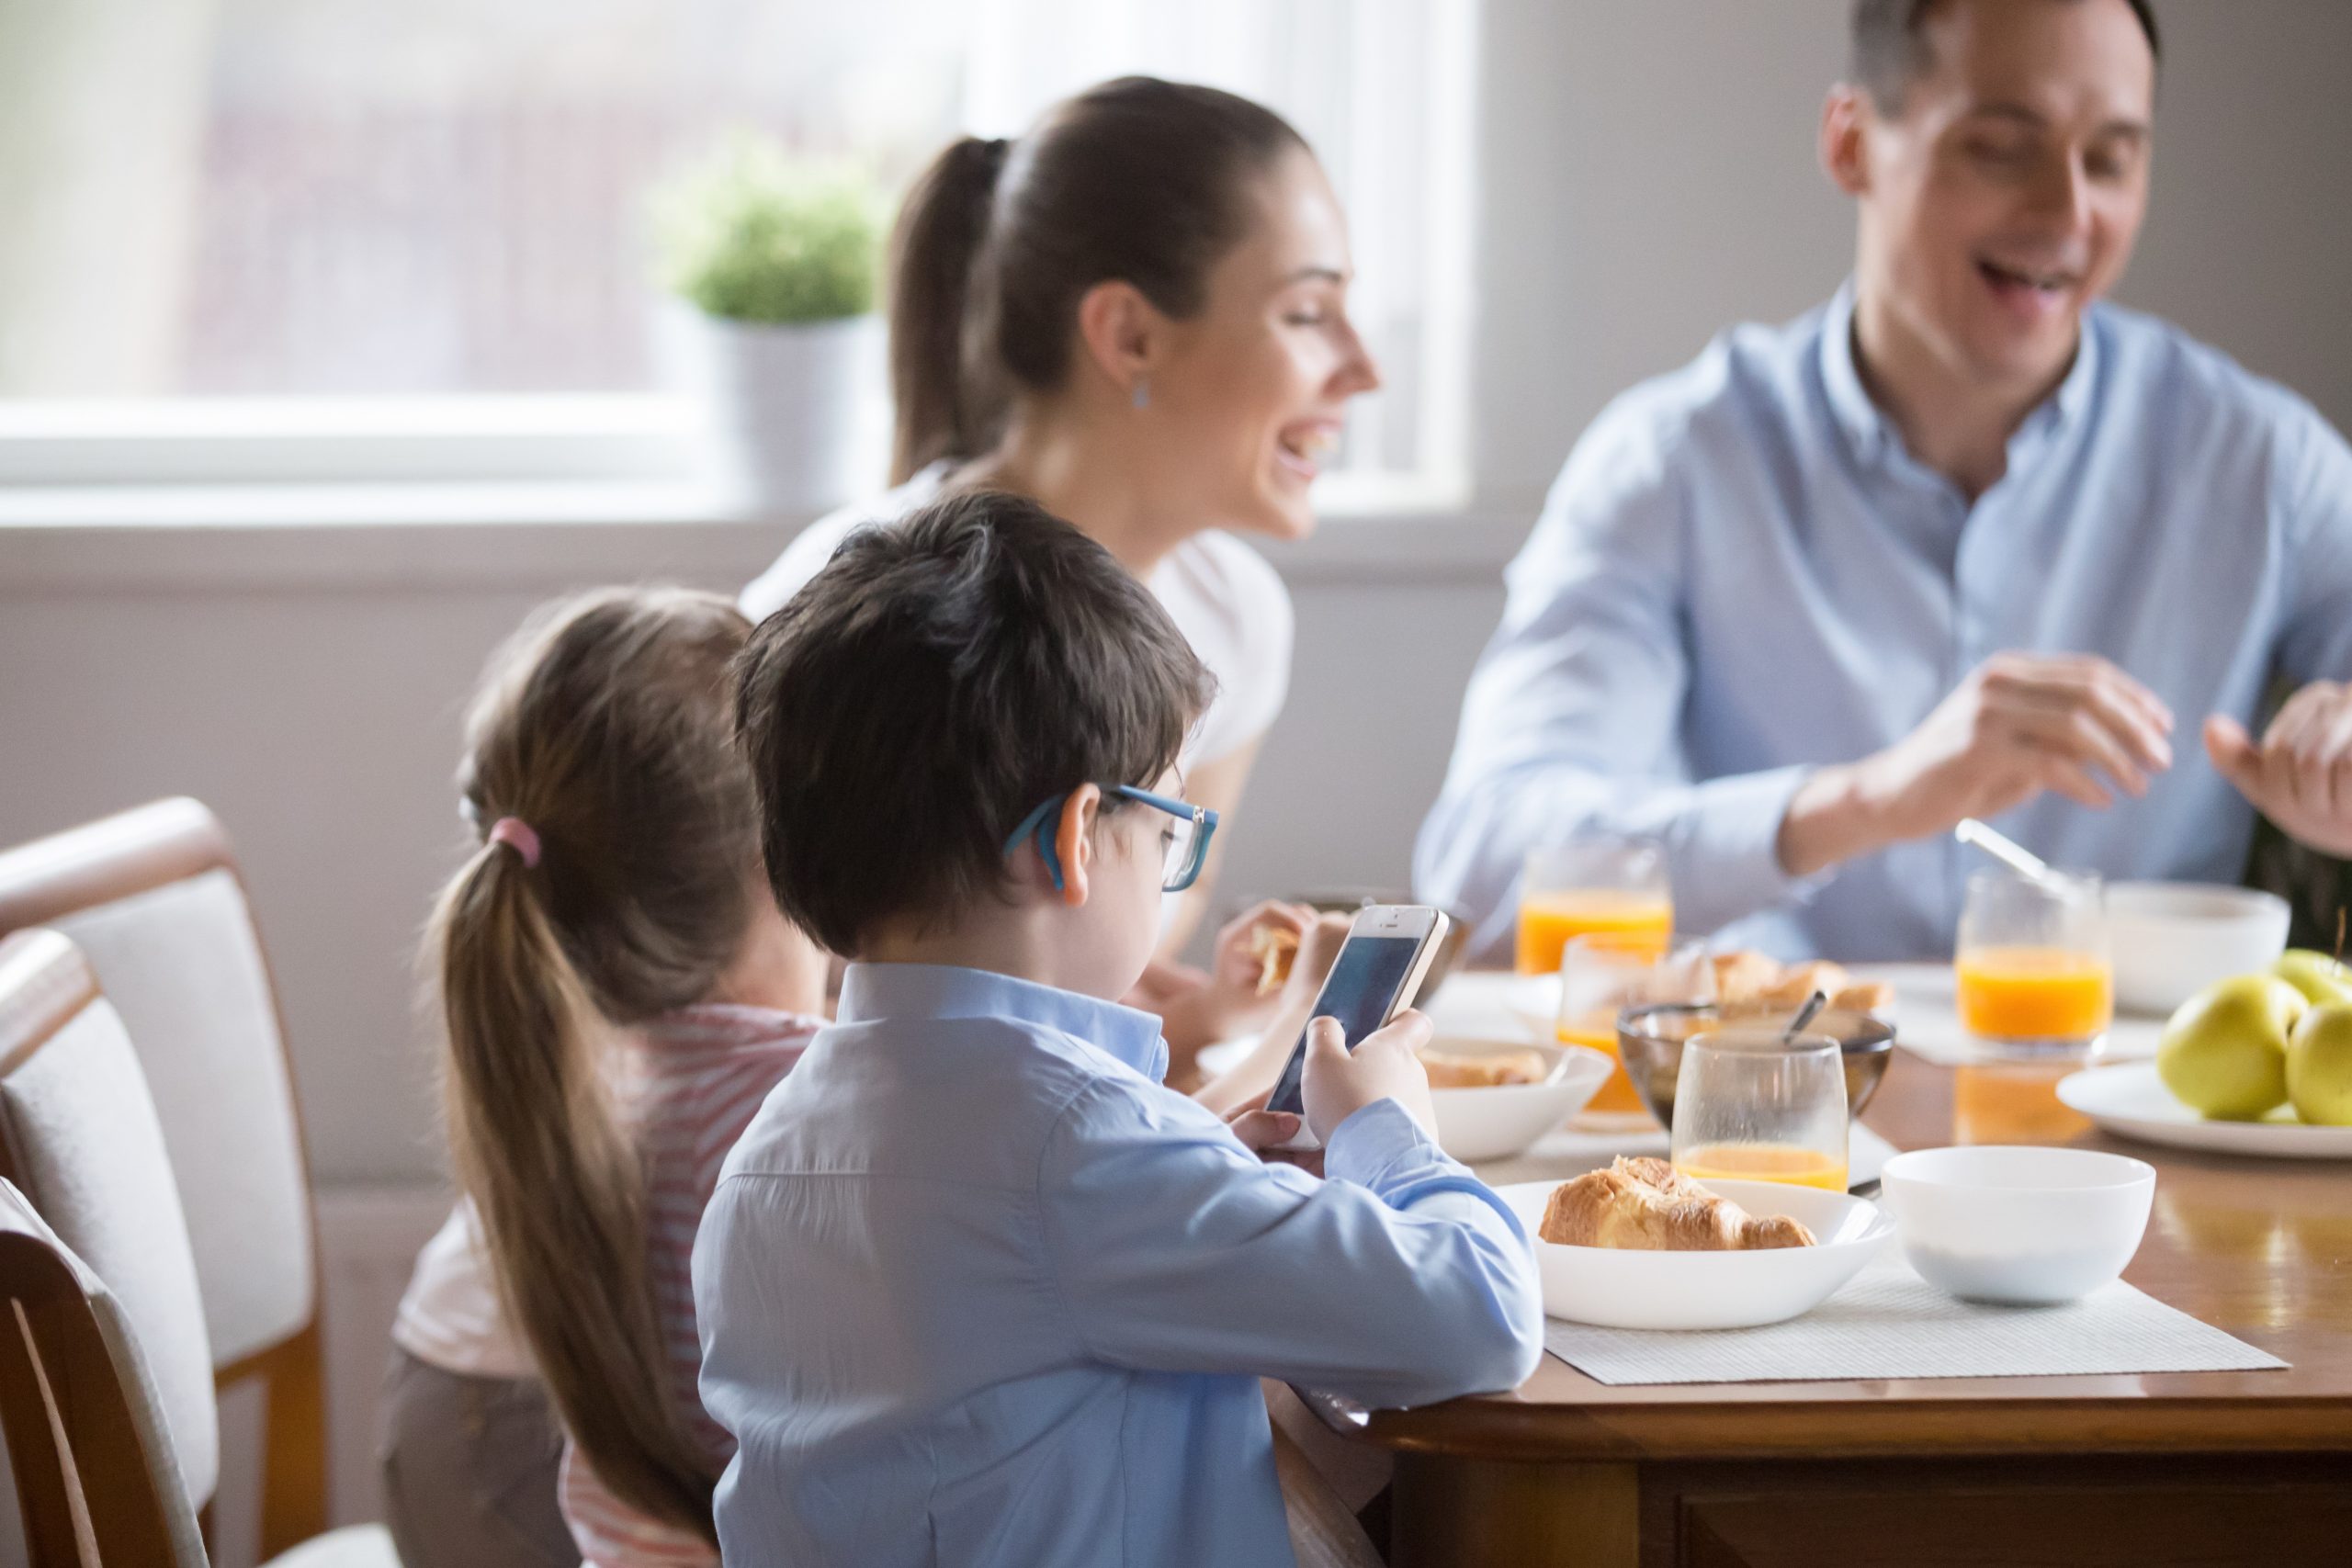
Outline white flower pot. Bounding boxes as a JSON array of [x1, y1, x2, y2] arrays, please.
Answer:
[[659, 303, 885, 513]]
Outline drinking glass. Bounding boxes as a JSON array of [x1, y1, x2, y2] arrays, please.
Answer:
[[1515, 834, 1672, 976], [1555, 934, 1713, 1123], [1669, 1028, 1849, 1190], [1954, 870, 2113, 1055]]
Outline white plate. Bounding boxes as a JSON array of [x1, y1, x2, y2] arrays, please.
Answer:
[[1429, 1041, 1614, 1162], [1495, 1178, 1893, 1330], [2055, 1061, 2352, 1159]]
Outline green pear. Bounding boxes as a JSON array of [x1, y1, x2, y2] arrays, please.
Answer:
[[2287, 1001, 2352, 1126], [2271, 950, 2352, 1007], [2157, 975, 2305, 1121]]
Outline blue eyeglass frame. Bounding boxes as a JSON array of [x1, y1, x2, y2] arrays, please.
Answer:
[[1001, 784, 1220, 894]]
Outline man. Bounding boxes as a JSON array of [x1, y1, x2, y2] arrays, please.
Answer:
[[1418, 0, 2352, 962]]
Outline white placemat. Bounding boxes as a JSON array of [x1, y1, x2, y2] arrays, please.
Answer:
[[1543, 1250, 2285, 1385]]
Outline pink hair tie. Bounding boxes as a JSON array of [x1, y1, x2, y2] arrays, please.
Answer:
[[487, 817, 541, 869]]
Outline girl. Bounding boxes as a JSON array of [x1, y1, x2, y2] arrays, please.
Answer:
[[391, 587, 828, 1566], [741, 76, 1382, 1077]]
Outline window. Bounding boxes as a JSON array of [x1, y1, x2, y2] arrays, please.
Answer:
[[0, 0, 1473, 497]]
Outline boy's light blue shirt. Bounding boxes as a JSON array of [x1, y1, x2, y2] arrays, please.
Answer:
[[1418, 284, 2352, 962], [693, 962, 1543, 1568]]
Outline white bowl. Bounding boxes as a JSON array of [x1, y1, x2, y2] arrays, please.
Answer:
[[1495, 1179, 1892, 1329], [1428, 1039, 1613, 1162], [2105, 882, 2289, 1015], [1879, 1145, 2154, 1304]]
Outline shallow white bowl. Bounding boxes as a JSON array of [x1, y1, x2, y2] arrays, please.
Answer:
[[2105, 882, 2289, 1015], [1879, 1145, 2154, 1304], [1496, 1179, 1891, 1330], [1429, 1039, 1613, 1162]]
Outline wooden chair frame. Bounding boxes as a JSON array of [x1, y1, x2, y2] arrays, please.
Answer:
[[0, 930, 197, 1567], [0, 801, 328, 1556]]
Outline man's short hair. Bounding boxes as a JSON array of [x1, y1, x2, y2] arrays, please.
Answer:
[[1851, 0, 2161, 113], [734, 490, 1214, 955]]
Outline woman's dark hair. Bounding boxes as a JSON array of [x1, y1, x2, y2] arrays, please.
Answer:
[[1852, 0, 2159, 113], [886, 75, 1309, 482], [733, 490, 1214, 955]]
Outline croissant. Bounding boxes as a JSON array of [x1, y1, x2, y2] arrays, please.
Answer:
[[1537, 1156, 1817, 1251]]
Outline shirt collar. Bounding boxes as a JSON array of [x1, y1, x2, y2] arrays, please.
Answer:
[[1819, 277, 2103, 468], [835, 962, 1169, 1081]]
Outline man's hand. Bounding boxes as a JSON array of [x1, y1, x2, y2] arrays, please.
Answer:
[[2206, 682, 2352, 856], [1300, 1010, 1437, 1147], [1779, 652, 2174, 876]]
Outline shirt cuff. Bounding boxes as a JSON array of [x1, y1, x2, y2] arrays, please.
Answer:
[[1677, 763, 1835, 930], [1322, 1098, 1437, 1189]]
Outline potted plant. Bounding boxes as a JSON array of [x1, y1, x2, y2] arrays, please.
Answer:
[[651, 137, 885, 513]]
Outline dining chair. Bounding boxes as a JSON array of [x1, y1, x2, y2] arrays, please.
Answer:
[[0, 800, 325, 1558], [0, 928, 394, 1566]]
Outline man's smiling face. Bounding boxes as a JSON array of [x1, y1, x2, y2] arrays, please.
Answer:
[[1850, 0, 2156, 395]]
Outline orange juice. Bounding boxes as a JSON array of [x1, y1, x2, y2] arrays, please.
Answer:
[[1555, 1011, 1651, 1117], [1953, 1061, 2095, 1145], [1515, 890, 1674, 974], [1672, 1142, 1849, 1191], [1955, 946, 2114, 1041]]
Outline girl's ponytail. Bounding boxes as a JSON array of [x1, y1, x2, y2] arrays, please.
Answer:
[[435, 838, 718, 1539], [886, 134, 1010, 484]]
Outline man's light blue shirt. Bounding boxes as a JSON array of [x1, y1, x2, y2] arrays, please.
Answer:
[[1419, 284, 2352, 962], [693, 962, 1542, 1567]]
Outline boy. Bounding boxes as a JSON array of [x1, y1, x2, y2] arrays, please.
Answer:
[[698, 491, 1543, 1566]]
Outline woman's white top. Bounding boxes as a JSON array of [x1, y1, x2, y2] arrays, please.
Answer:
[[390, 1201, 529, 1379], [740, 463, 1294, 769]]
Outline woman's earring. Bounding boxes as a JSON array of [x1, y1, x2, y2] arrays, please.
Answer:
[[1131, 376, 1150, 411]]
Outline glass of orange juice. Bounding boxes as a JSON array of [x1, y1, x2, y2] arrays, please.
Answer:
[[1556, 934, 1713, 1125], [1954, 870, 2113, 1055], [1515, 836, 1672, 976], [1669, 1028, 1849, 1191]]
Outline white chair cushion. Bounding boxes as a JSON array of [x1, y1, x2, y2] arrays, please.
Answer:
[[0, 1007, 219, 1508], [266, 1523, 403, 1568], [52, 868, 314, 1365]]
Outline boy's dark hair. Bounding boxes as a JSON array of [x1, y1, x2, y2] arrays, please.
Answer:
[[734, 490, 1215, 955], [1851, 0, 2159, 114]]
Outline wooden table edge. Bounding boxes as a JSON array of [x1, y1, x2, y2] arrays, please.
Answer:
[[1297, 1386, 2352, 1462]]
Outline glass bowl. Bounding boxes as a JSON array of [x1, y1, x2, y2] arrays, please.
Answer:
[[1617, 1001, 1895, 1128]]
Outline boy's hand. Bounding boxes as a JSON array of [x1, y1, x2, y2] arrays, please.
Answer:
[[1201, 900, 1318, 1033], [1221, 1104, 1324, 1177], [1301, 1009, 1437, 1145]]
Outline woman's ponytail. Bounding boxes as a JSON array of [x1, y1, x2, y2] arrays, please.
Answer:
[[435, 837, 719, 1540], [886, 134, 1010, 484]]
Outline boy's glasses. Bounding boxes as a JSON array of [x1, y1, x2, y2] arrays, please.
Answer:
[[1002, 784, 1220, 895]]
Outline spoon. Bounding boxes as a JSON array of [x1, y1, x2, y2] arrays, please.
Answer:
[[1782, 988, 1830, 1041], [1953, 818, 2061, 886]]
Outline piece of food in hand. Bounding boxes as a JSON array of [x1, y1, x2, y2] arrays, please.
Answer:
[[1248, 923, 1301, 997], [1416, 1043, 1553, 1089], [1536, 1156, 1816, 1251], [2157, 974, 2305, 1121], [2286, 999, 2352, 1126]]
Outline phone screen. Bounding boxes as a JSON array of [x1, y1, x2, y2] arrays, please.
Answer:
[[1264, 933, 1427, 1117]]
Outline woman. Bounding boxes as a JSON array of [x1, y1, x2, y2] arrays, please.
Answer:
[[743, 75, 1380, 1065]]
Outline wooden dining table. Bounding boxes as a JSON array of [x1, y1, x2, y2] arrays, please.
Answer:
[[1299, 1025, 2352, 1567]]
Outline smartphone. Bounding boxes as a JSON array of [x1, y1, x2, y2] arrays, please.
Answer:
[[1264, 905, 1452, 1147]]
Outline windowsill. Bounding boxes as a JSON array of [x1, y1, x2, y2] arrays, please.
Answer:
[[0, 478, 1536, 592]]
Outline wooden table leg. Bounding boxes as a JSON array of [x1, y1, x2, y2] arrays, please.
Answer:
[[1390, 1452, 1639, 1568]]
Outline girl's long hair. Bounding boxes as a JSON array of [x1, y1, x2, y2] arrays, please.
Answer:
[[427, 587, 762, 1541]]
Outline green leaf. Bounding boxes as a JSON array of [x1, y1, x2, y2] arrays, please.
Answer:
[[650, 135, 884, 325]]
